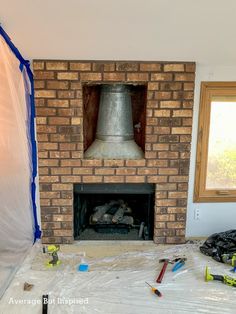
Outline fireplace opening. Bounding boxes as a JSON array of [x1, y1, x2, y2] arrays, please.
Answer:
[[74, 183, 154, 240]]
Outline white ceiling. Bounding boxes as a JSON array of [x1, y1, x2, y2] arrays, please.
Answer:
[[1, 0, 236, 65]]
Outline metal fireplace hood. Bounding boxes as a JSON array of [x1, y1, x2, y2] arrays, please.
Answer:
[[84, 84, 144, 159]]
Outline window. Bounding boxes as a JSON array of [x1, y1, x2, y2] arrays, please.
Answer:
[[194, 82, 236, 202]]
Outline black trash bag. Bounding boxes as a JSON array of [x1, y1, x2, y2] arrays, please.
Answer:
[[200, 229, 236, 263]]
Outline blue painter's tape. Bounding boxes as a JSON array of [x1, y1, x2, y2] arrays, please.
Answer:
[[0, 25, 41, 241], [19, 63, 24, 72]]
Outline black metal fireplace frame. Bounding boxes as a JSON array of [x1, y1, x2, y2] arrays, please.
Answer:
[[74, 183, 155, 240]]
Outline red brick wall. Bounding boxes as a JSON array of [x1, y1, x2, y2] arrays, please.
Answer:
[[33, 61, 195, 244]]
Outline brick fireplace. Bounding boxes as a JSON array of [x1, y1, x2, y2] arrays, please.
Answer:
[[33, 60, 195, 244]]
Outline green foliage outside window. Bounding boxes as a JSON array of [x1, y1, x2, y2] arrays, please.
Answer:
[[207, 148, 236, 188]]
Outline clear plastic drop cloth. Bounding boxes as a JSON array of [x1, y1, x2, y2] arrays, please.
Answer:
[[0, 241, 236, 314], [0, 35, 35, 298]]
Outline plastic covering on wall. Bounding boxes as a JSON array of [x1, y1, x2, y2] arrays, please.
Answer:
[[0, 27, 40, 298]]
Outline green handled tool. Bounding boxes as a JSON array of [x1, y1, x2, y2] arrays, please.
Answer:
[[221, 253, 236, 272], [205, 266, 236, 287]]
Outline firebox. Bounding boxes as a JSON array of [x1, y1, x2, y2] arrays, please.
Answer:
[[74, 183, 154, 240]]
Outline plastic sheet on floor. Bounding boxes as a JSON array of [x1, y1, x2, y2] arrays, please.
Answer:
[[0, 249, 29, 301], [0, 241, 236, 314]]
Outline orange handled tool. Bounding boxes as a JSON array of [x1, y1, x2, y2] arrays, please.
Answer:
[[145, 282, 162, 297]]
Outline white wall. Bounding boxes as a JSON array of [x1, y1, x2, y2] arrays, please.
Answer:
[[186, 65, 236, 237], [1, 0, 236, 66]]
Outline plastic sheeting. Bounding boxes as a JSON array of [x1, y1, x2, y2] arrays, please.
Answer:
[[0, 241, 236, 314], [200, 229, 236, 262], [0, 32, 38, 298]]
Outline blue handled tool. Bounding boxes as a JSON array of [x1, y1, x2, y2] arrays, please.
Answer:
[[172, 258, 187, 272]]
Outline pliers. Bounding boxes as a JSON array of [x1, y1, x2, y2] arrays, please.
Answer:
[[172, 258, 187, 272]]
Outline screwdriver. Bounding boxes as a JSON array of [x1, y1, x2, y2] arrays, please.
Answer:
[[145, 282, 162, 297]]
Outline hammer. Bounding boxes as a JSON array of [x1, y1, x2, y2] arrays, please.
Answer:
[[156, 258, 186, 283], [156, 258, 170, 283]]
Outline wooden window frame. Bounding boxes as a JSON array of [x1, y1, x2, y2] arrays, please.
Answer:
[[194, 82, 236, 202]]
